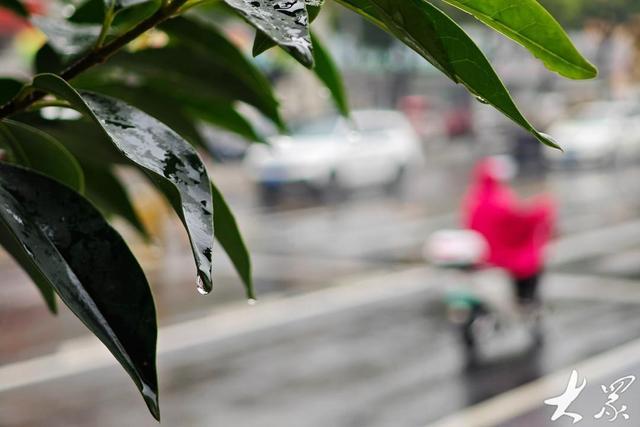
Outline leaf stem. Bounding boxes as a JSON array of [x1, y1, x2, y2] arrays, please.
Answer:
[[0, 0, 189, 119], [96, 5, 116, 49]]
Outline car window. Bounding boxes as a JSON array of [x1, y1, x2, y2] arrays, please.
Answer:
[[292, 117, 339, 137], [352, 112, 404, 135]]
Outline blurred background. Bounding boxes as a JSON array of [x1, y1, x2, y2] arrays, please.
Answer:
[[2, 1, 640, 426]]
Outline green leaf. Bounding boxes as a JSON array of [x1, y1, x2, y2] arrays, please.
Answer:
[[252, 30, 276, 58], [74, 76, 264, 144], [252, 2, 323, 58], [105, 46, 284, 130], [82, 164, 149, 238], [11, 115, 147, 236], [107, 0, 152, 12], [34, 43, 65, 74], [32, 16, 101, 58], [0, 220, 58, 313], [28, 116, 128, 165], [438, 0, 597, 80], [0, 120, 84, 192], [211, 182, 254, 300], [0, 0, 28, 17], [71, 0, 105, 23], [110, 0, 159, 31], [338, 0, 456, 79], [72, 0, 158, 26], [336, 0, 559, 148], [76, 81, 208, 148], [183, 97, 265, 144], [311, 32, 349, 117], [224, 0, 314, 67], [33, 73, 215, 293], [160, 16, 284, 131], [0, 163, 158, 420], [0, 78, 24, 106]]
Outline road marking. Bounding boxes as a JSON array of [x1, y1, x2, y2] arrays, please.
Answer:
[[549, 219, 640, 266], [426, 334, 640, 427], [0, 266, 435, 393]]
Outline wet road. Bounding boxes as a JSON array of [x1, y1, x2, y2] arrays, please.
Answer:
[[2, 151, 640, 427]]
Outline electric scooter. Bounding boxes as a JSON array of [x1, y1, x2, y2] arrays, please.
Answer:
[[424, 230, 543, 360]]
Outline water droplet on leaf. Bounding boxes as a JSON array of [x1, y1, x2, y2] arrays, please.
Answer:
[[196, 275, 210, 295], [475, 96, 489, 104], [538, 132, 562, 149], [141, 382, 160, 421]]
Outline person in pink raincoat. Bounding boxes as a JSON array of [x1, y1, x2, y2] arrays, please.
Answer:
[[462, 157, 556, 307]]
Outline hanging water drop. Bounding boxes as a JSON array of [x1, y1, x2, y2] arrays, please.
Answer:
[[196, 275, 210, 295], [538, 132, 562, 150], [140, 382, 160, 421], [248, 298, 257, 306]]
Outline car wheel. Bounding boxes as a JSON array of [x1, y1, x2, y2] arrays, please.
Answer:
[[257, 184, 280, 206], [319, 171, 345, 203], [385, 164, 407, 195]]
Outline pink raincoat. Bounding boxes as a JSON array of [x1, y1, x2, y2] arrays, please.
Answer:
[[462, 160, 556, 279]]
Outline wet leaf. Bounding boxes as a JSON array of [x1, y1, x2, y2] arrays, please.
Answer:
[[0, 120, 84, 192], [439, 0, 597, 80], [0, 163, 158, 419], [0, 0, 28, 17], [0, 78, 23, 106], [311, 32, 349, 117], [11, 114, 147, 236], [252, 30, 277, 58], [77, 81, 208, 148], [33, 73, 215, 293], [252, 2, 322, 58], [75, 75, 264, 144], [211, 181, 254, 300], [32, 16, 101, 58], [337, 0, 559, 148], [224, 0, 314, 67]]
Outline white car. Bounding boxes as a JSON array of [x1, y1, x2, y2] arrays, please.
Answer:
[[244, 110, 423, 200], [544, 101, 640, 167]]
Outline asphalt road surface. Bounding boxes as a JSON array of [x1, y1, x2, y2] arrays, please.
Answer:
[[2, 157, 640, 427]]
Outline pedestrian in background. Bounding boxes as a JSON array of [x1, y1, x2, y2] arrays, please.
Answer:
[[462, 157, 556, 309]]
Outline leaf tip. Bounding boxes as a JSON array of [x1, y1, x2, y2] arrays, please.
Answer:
[[538, 132, 562, 151], [141, 382, 161, 422]]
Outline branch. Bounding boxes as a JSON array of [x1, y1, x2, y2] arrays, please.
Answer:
[[0, 0, 188, 119]]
